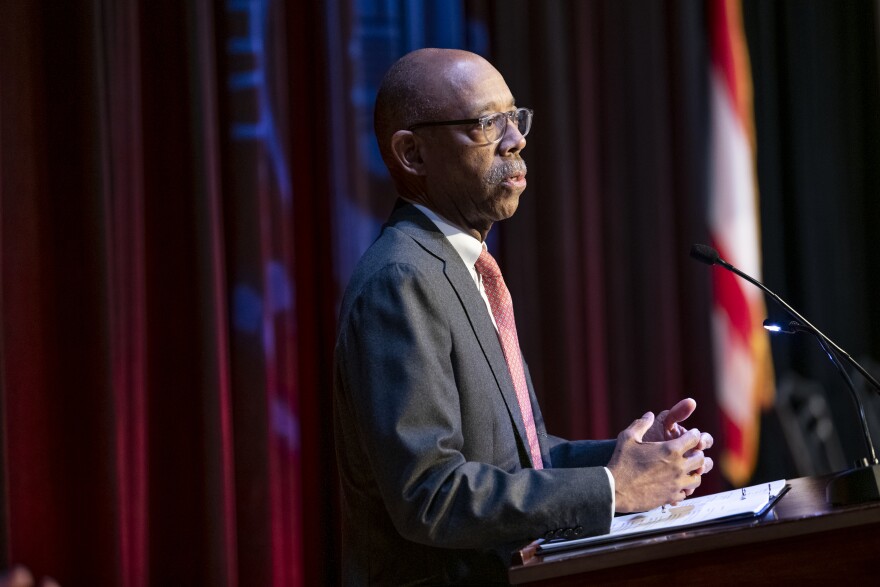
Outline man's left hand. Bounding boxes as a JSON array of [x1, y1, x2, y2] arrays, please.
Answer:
[[643, 397, 714, 495], [643, 398, 713, 448]]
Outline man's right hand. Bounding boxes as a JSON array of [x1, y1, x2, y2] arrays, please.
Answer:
[[606, 411, 707, 513]]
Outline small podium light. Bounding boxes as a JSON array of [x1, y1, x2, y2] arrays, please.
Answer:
[[763, 321, 783, 333], [762, 319, 809, 335]]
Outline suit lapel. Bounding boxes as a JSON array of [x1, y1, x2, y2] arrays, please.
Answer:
[[387, 203, 534, 464]]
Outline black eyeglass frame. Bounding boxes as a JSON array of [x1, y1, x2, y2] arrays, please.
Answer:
[[407, 107, 533, 144]]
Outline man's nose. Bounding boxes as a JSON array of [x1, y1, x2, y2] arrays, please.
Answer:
[[498, 118, 526, 155]]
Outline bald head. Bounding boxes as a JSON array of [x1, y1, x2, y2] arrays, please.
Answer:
[[374, 49, 502, 175], [373, 49, 527, 239]]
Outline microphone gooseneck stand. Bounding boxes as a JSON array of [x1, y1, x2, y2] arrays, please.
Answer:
[[691, 244, 880, 505]]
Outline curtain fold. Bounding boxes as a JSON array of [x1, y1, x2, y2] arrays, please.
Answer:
[[100, 0, 149, 583]]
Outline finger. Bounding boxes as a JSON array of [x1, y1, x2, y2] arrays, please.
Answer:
[[699, 432, 714, 450], [671, 428, 702, 453], [663, 398, 696, 430], [701, 457, 714, 475], [672, 481, 695, 503], [656, 413, 688, 439], [683, 444, 705, 458], [684, 449, 705, 473], [654, 409, 670, 430], [625, 411, 655, 442], [682, 474, 702, 494]]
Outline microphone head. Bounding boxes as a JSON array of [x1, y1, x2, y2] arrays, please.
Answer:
[[690, 244, 720, 266]]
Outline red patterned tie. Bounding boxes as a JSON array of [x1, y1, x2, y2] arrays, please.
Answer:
[[474, 249, 544, 469]]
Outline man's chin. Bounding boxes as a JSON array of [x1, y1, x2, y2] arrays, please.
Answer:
[[492, 189, 523, 220]]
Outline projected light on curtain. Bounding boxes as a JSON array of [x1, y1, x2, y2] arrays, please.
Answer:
[[325, 0, 490, 289], [225, 0, 303, 585]]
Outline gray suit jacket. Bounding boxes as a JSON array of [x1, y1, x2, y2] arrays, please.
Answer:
[[333, 202, 617, 585]]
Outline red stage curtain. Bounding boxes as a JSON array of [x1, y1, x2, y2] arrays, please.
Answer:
[[0, 0, 335, 584]]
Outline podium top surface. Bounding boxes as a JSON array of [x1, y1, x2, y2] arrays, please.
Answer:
[[509, 474, 880, 584]]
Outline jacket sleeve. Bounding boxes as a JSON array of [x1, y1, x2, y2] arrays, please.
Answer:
[[546, 436, 617, 469], [335, 262, 614, 549]]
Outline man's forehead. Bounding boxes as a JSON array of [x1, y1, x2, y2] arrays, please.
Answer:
[[440, 60, 516, 116], [472, 96, 517, 116]]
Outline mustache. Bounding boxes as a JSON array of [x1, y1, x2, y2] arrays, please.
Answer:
[[485, 158, 527, 185]]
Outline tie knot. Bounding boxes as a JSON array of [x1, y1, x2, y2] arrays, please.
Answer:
[[475, 249, 502, 279]]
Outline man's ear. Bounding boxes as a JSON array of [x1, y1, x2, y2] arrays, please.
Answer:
[[390, 130, 426, 177]]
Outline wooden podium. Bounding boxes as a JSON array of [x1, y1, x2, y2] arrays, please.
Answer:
[[509, 474, 880, 584]]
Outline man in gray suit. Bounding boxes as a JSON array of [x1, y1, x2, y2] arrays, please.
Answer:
[[333, 48, 714, 585]]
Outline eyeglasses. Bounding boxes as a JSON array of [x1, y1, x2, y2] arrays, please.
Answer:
[[407, 107, 533, 144]]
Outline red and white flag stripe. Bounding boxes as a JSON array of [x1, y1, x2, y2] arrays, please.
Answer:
[[708, 0, 776, 486]]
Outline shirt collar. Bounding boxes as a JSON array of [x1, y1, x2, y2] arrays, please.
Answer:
[[411, 203, 485, 271]]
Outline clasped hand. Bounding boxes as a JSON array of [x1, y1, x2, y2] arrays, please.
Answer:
[[607, 398, 714, 513]]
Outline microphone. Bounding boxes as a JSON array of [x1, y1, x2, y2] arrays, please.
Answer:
[[689, 243, 721, 266], [692, 243, 880, 505]]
